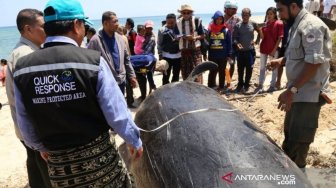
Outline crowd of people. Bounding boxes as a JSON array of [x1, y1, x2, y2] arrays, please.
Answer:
[[305, 0, 336, 18], [0, 0, 333, 187]]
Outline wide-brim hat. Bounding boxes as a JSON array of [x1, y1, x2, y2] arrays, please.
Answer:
[[178, 4, 194, 12], [44, 0, 93, 26]]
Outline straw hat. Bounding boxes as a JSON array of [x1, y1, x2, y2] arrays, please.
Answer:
[[178, 4, 194, 12]]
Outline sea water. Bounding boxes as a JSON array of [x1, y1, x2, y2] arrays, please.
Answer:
[[0, 13, 263, 59]]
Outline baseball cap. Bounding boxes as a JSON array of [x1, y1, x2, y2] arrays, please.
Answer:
[[224, 0, 238, 9], [44, 0, 93, 26], [144, 20, 154, 28]]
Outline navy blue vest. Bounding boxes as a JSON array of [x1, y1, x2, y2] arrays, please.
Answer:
[[161, 26, 180, 54], [14, 43, 110, 150]]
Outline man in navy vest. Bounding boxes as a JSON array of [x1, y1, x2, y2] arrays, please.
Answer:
[[13, 0, 143, 186]]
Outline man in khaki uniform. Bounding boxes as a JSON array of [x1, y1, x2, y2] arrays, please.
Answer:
[[6, 9, 51, 187], [269, 0, 331, 170]]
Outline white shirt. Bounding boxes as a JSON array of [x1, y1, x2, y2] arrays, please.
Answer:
[[323, 0, 336, 13], [6, 37, 39, 140]]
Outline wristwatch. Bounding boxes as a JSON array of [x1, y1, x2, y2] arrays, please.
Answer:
[[289, 86, 298, 94]]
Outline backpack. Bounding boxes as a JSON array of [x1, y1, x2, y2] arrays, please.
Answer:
[[195, 17, 209, 54]]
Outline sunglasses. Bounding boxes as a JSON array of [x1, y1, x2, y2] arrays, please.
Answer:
[[110, 19, 119, 24], [181, 11, 192, 15]]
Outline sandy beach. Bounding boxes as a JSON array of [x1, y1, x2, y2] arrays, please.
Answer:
[[1, 15, 335, 187]]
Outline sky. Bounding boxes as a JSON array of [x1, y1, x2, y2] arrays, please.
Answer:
[[0, 0, 284, 27]]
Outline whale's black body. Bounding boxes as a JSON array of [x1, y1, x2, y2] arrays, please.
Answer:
[[320, 17, 336, 30], [120, 62, 312, 188]]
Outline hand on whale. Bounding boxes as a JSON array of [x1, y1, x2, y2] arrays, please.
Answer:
[[128, 145, 143, 160]]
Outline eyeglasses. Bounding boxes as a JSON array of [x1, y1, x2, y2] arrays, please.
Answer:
[[181, 11, 192, 15], [110, 19, 118, 24]]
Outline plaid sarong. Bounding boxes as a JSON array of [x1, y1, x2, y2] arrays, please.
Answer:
[[181, 48, 202, 81], [47, 132, 132, 188]]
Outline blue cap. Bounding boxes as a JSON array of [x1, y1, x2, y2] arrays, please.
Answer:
[[44, 0, 93, 26]]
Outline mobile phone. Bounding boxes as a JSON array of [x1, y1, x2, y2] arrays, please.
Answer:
[[176, 34, 184, 38]]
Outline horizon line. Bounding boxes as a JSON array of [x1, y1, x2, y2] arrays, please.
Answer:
[[0, 12, 265, 28]]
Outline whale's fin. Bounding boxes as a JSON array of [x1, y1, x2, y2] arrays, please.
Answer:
[[186, 61, 218, 82]]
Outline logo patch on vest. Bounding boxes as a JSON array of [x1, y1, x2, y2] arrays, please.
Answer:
[[60, 71, 74, 82], [32, 71, 86, 104], [306, 34, 316, 43]]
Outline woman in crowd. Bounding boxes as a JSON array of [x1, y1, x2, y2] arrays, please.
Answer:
[[258, 7, 284, 92], [142, 20, 157, 93], [207, 11, 232, 93]]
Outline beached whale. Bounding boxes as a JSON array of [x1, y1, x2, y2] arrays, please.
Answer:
[[320, 17, 336, 30], [119, 62, 312, 188]]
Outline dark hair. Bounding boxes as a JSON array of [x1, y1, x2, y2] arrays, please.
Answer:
[[166, 13, 176, 20], [16, 9, 43, 33], [274, 0, 303, 8], [242, 8, 251, 16], [137, 25, 145, 33], [102, 11, 117, 24], [1, 59, 7, 64], [126, 18, 135, 28], [44, 20, 83, 36], [87, 27, 96, 35], [264, 7, 278, 22], [84, 26, 96, 36]]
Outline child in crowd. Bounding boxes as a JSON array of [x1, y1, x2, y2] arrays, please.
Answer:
[[134, 25, 146, 55], [258, 7, 283, 92], [0, 59, 7, 86]]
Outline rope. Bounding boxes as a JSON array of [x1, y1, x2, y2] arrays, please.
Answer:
[[138, 108, 238, 133]]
